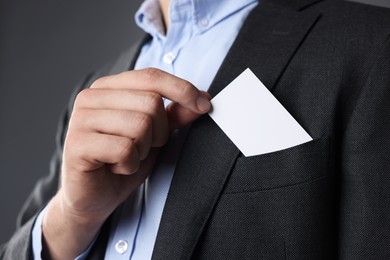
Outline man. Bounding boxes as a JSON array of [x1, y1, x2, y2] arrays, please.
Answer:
[[1, 0, 390, 259]]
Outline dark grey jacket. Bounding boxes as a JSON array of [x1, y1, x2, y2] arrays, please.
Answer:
[[2, 0, 390, 259]]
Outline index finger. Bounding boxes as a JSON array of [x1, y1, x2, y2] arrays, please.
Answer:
[[90, 68, 211, 114]]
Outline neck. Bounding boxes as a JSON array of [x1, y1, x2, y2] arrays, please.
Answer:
[[160, 0, 171, 31]]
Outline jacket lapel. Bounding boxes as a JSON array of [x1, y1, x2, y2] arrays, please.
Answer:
[[152, 1, 321, 259]]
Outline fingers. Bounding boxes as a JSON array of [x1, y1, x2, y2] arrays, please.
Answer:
[[64, 132, 140, 175], [73, 89, 169, 147], [90, 68, 211, 114], [65, 68, 211, 177], [70, 109, 153, 160]]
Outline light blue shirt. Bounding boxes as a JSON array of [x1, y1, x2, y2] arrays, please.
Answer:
[[32, 0, 258, 259]]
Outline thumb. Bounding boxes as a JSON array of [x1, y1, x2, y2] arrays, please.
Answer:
[[166, 91, 211, 130]]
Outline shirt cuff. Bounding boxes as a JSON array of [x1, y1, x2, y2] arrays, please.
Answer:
[[31, 205, 95, 260], [31, 206, 46, 259]]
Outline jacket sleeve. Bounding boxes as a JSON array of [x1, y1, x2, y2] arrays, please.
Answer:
[[339, 35, 390, 259], [0, 73, 94, 260], [0, 40, 143, 259]]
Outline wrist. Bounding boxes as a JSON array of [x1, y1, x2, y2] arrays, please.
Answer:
[[41, 193, 104, 260], [55, 190, 107, 227]]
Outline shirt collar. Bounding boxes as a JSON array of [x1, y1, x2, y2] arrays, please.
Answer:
[[135, 0, 165, 37], [135, 0, 258, 37]]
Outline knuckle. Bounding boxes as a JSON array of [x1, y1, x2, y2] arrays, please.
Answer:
[[90, 77, 107, 89], [145, 93, 163, 112], [117, 138, 136, 161], [69, 108, 90, 128], [116, 139, 140, 174], [69, 109, 82, 126], [142, 68, 162, 84], [176, 81, 195, 103], [134, 113, 152, 134], [63, 131, 82, 155], [75, 88, 94, 107]]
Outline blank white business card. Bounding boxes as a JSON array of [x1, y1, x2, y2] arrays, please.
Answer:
[[208, 68, 312, 157]]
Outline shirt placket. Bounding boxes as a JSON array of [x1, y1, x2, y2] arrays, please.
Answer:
[[104, 187, 144, 259], [159, 0, 193, 76]]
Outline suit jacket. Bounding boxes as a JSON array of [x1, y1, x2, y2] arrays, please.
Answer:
[[2, 0, 390, 259]]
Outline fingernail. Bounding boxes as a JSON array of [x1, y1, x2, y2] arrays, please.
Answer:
[[196, 95, 211, 112]]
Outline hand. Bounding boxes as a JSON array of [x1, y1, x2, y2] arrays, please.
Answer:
[[42, 68, 211, 259]]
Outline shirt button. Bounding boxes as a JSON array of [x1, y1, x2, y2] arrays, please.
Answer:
[[115, 240, 128, 254], [199, 18, 209, 27], [163, 52, 175, 65]]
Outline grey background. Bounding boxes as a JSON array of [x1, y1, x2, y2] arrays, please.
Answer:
[[0, 0, 389, 245], [0, 0, 143, 244]]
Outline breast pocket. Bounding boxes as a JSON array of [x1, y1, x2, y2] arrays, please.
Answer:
[[223, 137, 330, 194]]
